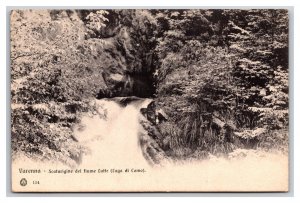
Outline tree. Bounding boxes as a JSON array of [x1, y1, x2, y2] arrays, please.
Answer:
[[225, 9, 288, 129]]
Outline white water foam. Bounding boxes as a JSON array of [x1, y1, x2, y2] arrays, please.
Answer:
[[74, 98, 153, 168]]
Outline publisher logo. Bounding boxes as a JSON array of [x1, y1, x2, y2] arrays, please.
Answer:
[[20, 178, 27, 187]]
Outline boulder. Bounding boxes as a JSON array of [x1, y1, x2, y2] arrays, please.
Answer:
[[140, 101, 156, 124], [140, 101, 169, 125], [156, 109, 168, 124]]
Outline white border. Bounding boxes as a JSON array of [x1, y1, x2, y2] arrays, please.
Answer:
[[1, 0, 299, 202]]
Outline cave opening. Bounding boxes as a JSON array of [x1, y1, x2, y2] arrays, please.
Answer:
[[96, 70, 157, 99], [125, 72, 156, 98]]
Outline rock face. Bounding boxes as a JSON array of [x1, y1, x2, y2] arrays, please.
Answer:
[[139, 110, 169, 166], [138, 100, 172, 165], [88, 12, 157, 99]]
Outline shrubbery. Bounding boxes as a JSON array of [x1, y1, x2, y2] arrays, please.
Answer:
[[153, 9, 288, 158], [11, 9, 289, 165]]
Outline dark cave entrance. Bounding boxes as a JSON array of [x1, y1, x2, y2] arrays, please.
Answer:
[[124, 72, 156, 98], [97, 70, 157, 99]]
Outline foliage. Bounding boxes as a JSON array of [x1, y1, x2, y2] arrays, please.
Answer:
[[153, 9, 289, 158], [11, 9, 289, 164], [85, 10, 109, 36], [11, 10, 116, 165], [225, 9, 289, 128], [11, 9, 160, 165]]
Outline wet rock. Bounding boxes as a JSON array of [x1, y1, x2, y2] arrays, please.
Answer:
[[140, 101, 168, 125], [112, 96, 140, 106], [140, 101, 156, 124], [156, 109, 168, 124], [139, 116, 169, 166]]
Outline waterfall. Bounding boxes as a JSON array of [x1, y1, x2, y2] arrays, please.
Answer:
[[73, 98, 153, 168]]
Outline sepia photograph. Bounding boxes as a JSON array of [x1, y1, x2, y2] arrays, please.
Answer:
[[10, 9, 289, 192]]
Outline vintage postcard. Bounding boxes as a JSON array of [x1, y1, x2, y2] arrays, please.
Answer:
[[10, 9, 289, 192]]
